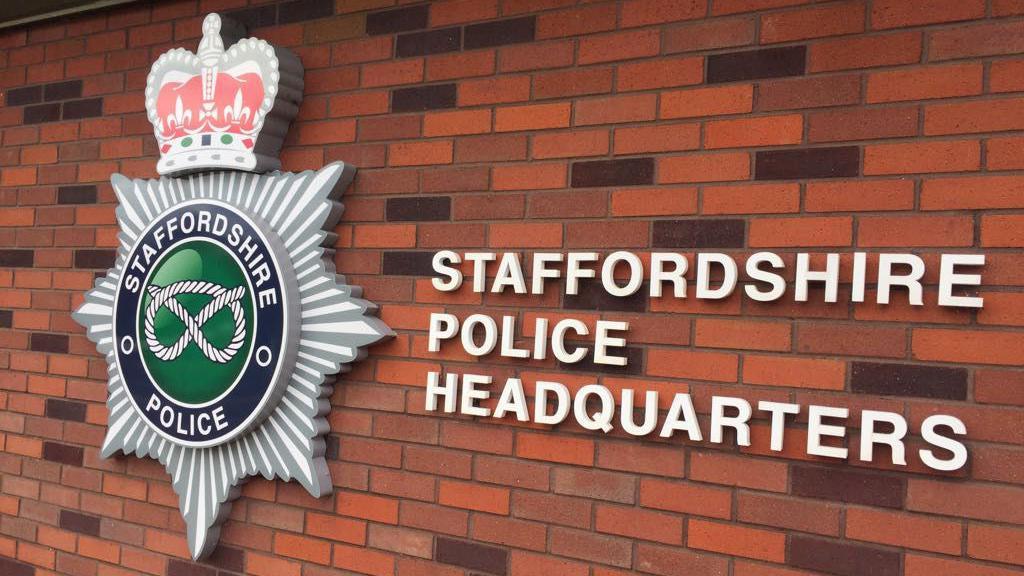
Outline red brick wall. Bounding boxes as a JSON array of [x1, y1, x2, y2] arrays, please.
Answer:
[[2, 0, 1024, 575]]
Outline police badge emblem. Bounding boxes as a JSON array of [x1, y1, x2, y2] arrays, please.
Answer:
[[72, 13, 391, 559]]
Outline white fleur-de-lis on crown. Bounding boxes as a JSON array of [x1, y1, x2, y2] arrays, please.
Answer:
[[166, 94, 192, 131]]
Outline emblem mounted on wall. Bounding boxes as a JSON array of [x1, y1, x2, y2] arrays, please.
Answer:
[[73, 13, 391, 559]]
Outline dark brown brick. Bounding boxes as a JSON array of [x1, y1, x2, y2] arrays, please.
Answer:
[[60, 509, 101, 536], [397, 27, 461, 57], [386, 196, 451, 221], [565, 279, 648, 313], [0, 249, 34, 267], [277, 0, 333, 24], [167, 559, 217, 576], [0, 558, 34, 576], [755, 146, 859, 180], [203, 546, 244, 573], [62, 98, 103, 120], [571, 158, 654, 188], [791, 465, 903, 508], [43, 442, 84, 466], [226, 5, 277, 29], [24, 103, 61, 124], [366, 4, 428, 35], [707, 45, 807, 84], [43, 80, 82, 101], [74, 249, 116, 269], [850, 362, 967, 400], [652, 219, 745, 248], [31, 332, 69, 353], [789, 535, 901, 576], [561, 346, 644, 376], [392, 83, 456, 112], [0, 309, 12, 328], [6, 85, 42, 106], [464, 17, 535, 50], [435, 537, 508, 575], [57, 185, 97, 205], [382, 251, 436, 276], [46, 398, 87, 422]]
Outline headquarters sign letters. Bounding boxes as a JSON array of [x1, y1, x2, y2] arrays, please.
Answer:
[[72, 14, 390, 559]]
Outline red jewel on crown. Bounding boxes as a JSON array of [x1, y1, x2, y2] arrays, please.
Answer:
[[145, 13, 303, 176]]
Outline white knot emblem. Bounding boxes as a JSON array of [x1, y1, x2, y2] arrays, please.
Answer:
[[143, 281, 247, 363]]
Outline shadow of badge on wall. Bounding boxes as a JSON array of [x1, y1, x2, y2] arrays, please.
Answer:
[[72, 13, 392, 560]]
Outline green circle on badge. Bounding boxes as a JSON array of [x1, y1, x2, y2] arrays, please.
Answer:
[[138, 240, 253, 405]]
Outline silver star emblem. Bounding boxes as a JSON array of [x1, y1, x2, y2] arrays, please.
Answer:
[[73, 163, 391, 558]]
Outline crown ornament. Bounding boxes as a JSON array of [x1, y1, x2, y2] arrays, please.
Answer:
[[145, 13, 303, 176]]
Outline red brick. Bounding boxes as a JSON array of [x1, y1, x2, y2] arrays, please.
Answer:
[[533, 130, 609, 159], [688, 519, 786, 562], [664, 17, 755, 53], [516, 431, 593, 465], [749, 216, 852, 247], [614, 123, 700, 155], [705, 115, 803, 149], [640, 479, 732, 519], [929, 20, 1024, 60], [987, 136, 1024, 170], [533, 68, 613, 100], [809, 31, 921, 72], [647, 348, 739, 382], [913, 328, 1024, 367], [871, 0, 985, 29], [499, 40, 575, 72], [906, 555, 1023, 576], [860, 215, 973, 247], [275, 533, 330, 564], [990, 58, 1024, 93], [388, 141, 453, 166], [495, 102, 570, 132], [361, 59, 423, 87], [983, 214, 1024, 247], [864, 140, 981, 175], [459, 76, 531, 106], [968, 523, 1024, 566], [761, 2, 864, 43], [737, 492, 841, 536], [438, 480, 509, 514], [536, 4, 618, 39], [422, 109, 491, 137], [492, 163, 566, 191], [617, 57, 703, 92], [806, 179, 915, 212], [575, 94, 657, 126], [690, 451, 788, 492], [743, 355, 846, 390], [847, 508, 961, 554], [610, 187, 697, 217], [511, 550, 589, 576], [924, 97, 1024, 136], [596, 505, 683, 545], [581, 29, 659, 64], [867, 63, 982, 103], [703, 182, 799, 214], [295, 120, 356, 145], [661, 84, 753, 119], [695, 318, 792, 352], [658, 152, 750, 183], [431, 0, 498, 26], [908, 479, 1024, 524]]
